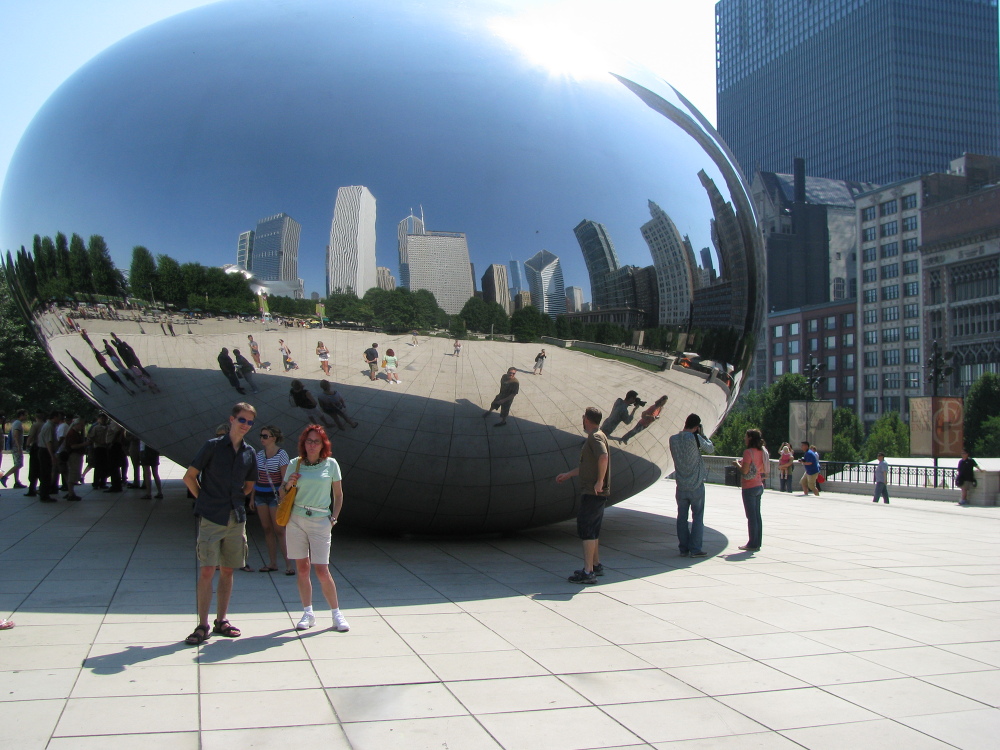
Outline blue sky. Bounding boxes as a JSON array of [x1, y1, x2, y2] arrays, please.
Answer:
[[0, 0, 719, 299]]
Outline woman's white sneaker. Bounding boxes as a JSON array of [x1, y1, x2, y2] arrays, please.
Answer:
[[295, 612, 316, 630], [332, 610, 350, 632]]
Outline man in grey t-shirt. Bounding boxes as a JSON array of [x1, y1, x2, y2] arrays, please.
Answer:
[[668, 413, 715, 557]]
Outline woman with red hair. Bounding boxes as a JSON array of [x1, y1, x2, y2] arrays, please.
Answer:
[[279, 425, 349, 632]]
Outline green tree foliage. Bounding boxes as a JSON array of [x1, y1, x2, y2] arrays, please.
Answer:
[[973, 415, 1000, 458], [830, 407, 865, 462], [155, 254, 185, 306], [129, 246, 158, 303], [510, 305, 550, 342], [759, 374, 814, 451], [863, 411, 910, 460], [711, 388, 767, 456], [964, 372, 1000, 452], [68, 234, 92, 293], [459, 296, 490, 332], [87, 235, 123, 297], [449, 314, 467, 339], [0, 273, 93, 418]]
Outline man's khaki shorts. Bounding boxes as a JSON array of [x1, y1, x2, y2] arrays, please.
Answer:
[[196, 513, 247, 569]]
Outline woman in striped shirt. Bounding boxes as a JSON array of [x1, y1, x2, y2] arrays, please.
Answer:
[[251, 425, 293, 575]]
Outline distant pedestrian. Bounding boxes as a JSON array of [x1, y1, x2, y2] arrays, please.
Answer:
[[669, 414, 715, 558], [601, 391, 640, 436], [533, 349, 546, 375], [777, 443, 794, 492], [384, 348, 400, 384], [363, 343, 379, 381], [289, 380, 334, 428], [182, 402, 258, 645], [316, 341, 331, 376], [24, 413, 43, 496], [36, 412, 59, 503], [139, 442, 163, 499], [483, 367, 519, 426], [62, 417, 89, 501], [278, 339, 298, 371], [872, 452, 890, 504], [957, 449, 981, 506], [799, 441, 821, 496], [218, 348, 246, 394], [247, 335, 267, 370], [735, 428, 768, 552], [232, 349, 259, 394], [622, 395, 668, 445], [1, 409, 27, 488], [411, 330, 419, 346], [557, 406, 610, 584], [453, 340, 462, 357]]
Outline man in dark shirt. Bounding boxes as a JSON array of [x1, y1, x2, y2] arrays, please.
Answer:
[[182, 402, 258, 645], [363, 343, 379, 381], [557, 406, 610, 584], [218, 348, 246, 394], [483, 367, 520, 426]]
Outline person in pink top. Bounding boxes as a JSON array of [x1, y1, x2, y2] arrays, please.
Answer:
[[734, 428, 768, 552]]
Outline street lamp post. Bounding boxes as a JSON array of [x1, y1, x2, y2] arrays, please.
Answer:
[[925, 340, 955, 488], [804, 357, 825, 401]]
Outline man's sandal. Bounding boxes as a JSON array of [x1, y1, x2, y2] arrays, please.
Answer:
[[185, 624, 209, 645], [213, 619, 241, 637]]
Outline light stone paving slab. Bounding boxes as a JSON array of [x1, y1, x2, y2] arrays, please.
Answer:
[[2, 458, 1000, 748]]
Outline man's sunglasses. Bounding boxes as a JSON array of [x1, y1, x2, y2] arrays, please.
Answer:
[[236, 417, 255, 426]]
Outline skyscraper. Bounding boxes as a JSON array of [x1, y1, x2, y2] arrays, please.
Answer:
[[251, 213, 300, 282], [376, 266, 396, 291], [327, 186, 377, 297], [406, 230, 474, 315], [640, 201, 695, 326], [565, 286, 584, 313], [508, 259, 524, 296], [397, 209, 425, 289], [524, 249, 566, 318], [481, 264, 511, 314], [716, 0, 1000, 184], [236, 230, 254, 272], [573, 219, 620, 310]]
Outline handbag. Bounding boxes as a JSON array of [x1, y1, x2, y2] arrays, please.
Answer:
[[275, 458, 299, 527], [381, 359, 387, 368], [817, 473, 826, 484]]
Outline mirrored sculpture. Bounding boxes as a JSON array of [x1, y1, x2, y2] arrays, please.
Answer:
[[0, 0, 764, 533]]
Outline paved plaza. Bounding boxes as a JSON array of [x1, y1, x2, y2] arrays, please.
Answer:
[[2, 461, 999, 749]]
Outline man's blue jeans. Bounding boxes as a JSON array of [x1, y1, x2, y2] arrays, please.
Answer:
[[676, 485, 706, 553]]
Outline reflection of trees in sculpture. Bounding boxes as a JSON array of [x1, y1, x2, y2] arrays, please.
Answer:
[[459, 297, 509, 335]]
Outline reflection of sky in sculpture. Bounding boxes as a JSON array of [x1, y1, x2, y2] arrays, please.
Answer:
[[0, 0, 728, 296]]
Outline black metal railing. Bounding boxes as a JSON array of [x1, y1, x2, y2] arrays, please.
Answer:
[[701, 456, 959, 491]]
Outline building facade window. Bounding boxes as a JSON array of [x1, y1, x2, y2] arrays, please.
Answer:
[[773, 325, 783, 338], [883, 328, 900, 342], [880, 199, 898, 216], [863, 268, 877, 283], [773, 342, 784, 356], [904, 303, 919, 318], [884, 372, 901, 389], [882, 285, 899, 300], [904, 325, 920, 341], [864, 351, 878, 368], [883, 306, 899, 321], [881, 242, 898, 258], [904, 281, 920, 297], [844, 375, 856, 391], [824, 335, 836, 349], [903, 259, 919, 275], [902, 215, 918, 232], [906, 347, 920, 364], [788, 340, 800, 354], [864, 397, 879, 414], [864, 330, 878, 345], [863, 227, 877, 242], [843, 312, 854, 327], [864, 309, 878, 324], [884, 349, 901, 366], [902, 194, 918, 210], [789, 322, 800, 335], [844, 353, 855, 369], [773, 360, 784, 376], [843, 332, 855, 347], [881, 221, 898, 237], [906, 371, 920, 389], [862, 205, 877, 222], [789, 358, 800, 374], [882, 263, 899, 279], [826, 355, 837, 370], [807, 319, 819, 333], [903, 238, 919, 253], [864, 289, 877, 303], [865, 374, 879, 390], [884, 396, 901, 412], [863, 246, 877, 262]]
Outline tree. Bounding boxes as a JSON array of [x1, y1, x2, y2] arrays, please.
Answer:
[[449, 315, 467, 339], [863, 411, 909, 460], [964, 372, 1000, 451], [87, 235, 121, 297], [510, 305, 546, 342], [760, 373, 813, 451], [156, 254, 185, 307], [68, 233, 92, 293], [830, 407, 864, 462], [973, 415, 1000, 458], [129, 246, 158, 303], [710, 388, 766, 456], [459, 296, 490, 332]]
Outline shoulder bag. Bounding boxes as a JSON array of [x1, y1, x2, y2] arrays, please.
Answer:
[[275, 458, 300, 527]]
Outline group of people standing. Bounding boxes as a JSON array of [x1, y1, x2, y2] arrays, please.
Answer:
[[182, 402, 349, 645]]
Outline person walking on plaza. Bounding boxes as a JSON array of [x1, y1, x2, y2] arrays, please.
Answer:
[[533, 349, 546, 375], [278, 339, 298, 371], [453, 339, 463, 357], [384, 348, 401, 384], [232, 348, 259, 394], [182, 403, 258, 645], [777, 442, 794, 492], [557, 406, 611, 584], [622, 395, 668, 445], [669, 414, 715, 558], [735, 428, 768, 552], [36, 412, 60, 503], [289, 380, 335, 428], [23, 413, 43, 496], [316, 341, 331, 376], [483, 367, 519, 426], [318, 380, 359, 430], [1, 409, 27, 488], [218, 348, 246, 394], [411, 330, 419, 347], [250, 424, 292, 575], [601, 391, 640, 436], [281, 425, 350, 632], [872, 452, 890, 504], [799, 441, 821, 496], [957, 449, 981, 506], [363, 342, 379, 381], [247, 335, 267, 370]]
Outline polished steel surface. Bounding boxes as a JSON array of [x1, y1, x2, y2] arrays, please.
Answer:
[[0, 0, 764, 533]]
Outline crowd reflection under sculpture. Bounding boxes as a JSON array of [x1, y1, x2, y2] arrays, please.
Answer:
[[0, 0, 764, 534]]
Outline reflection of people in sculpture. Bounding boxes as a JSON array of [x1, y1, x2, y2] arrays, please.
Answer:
[[557, 406, 610, 585], [232, 348, 259, 394], [957, 449, 981, 506], [288, 380, 334, 427], [318, 381, 359, 430], [278, 339, 298, 371], [483, 368, 519, 426], [363, 343, 379, 380], [453, 340, 462, 357], [533, 349, 546, 375], [384, 348, 400, 384], [411, 330, 419, 346], [218, 348, 246, 394], [92, 347, 135, 395], [111, 333, 150, 377], [66, 350, 109, 394], [601, 390, 640, 436], [621, 395, 668, 445], [249, 424, 291, 574], [247, 335, 268, 370], [102, 339, 140, 388], [316, 341, 331, 376]]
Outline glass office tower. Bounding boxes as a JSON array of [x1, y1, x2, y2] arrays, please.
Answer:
[[716, 0, 1000, 184]]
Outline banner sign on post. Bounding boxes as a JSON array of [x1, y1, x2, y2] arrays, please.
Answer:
[[909, 397, 964, 458], [788, 400, 834, 453]]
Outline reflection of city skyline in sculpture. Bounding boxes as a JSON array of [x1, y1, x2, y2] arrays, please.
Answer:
[[574, 219, 620, 310], [244, 213, 300, 283], [524, 249, 566, 318], [396, 209, 424, 290], [641, 200, 696, 327], [327, 186, 377, 297], [375, 266, 396, 291], [405, 218, 474, 315], [481, 263, 511, 314], [508, 259, 524, 296]]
